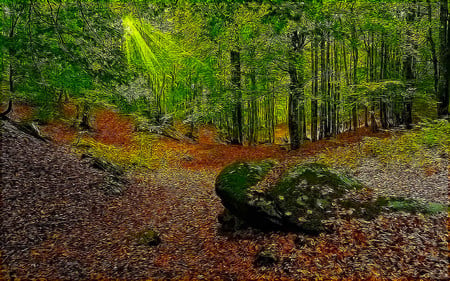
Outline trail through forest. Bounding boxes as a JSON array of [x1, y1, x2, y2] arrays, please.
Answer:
[[1, 108, 448, 280]]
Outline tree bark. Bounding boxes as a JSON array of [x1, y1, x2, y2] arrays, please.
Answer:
[[288, 30, 306, 150], [230, 50, 243, 144], [427, 0, 439, 94], [320, 37, 327, 139], [438, 0, 449, 117], [403, 0, 416, 129], [288, 60, 300, 149], [311, 38, 319, 141], [351, 22, 358, 131]]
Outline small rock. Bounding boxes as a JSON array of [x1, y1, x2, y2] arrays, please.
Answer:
[[254, 247, 279, 267], [136, 228, 161, 246], [181, 154, 194, 161], [99, 175, 125, 195]]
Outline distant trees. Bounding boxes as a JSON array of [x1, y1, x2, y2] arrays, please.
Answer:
[[1, 0, 449, 146], [0, 1, 125, 122]]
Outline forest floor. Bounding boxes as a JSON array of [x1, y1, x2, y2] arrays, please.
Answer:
[[0, 105, 448, 280]]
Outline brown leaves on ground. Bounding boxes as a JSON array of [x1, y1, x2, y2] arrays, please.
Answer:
[[0, 112, 448, 280], [157, 126, 392, 172]]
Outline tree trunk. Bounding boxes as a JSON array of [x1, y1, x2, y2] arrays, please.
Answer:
[[364, 105, 369, 127], [351, 24, 359, 131], [311, 38, 319, 142], [403, 0, 416, 129], [248, 70, 258, 145], [326, 37, 332, 137], [288, 60, 300, 149], [8, 6, 21, 95], [370, 100, 377, 132], [427, 0, 439, 94], [230, 50, 243, 144], [320, 37, 327, 139], [288, 30, 306, 150], [438, 0, 449, 117], [334, 40, 341, 135]]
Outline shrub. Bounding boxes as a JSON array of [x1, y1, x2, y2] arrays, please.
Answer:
[[316, 120, 449, 170], [73, 132, 159, 170]]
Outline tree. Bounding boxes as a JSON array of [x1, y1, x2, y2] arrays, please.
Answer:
[[0, 1, 126, 122], [438, 0, 449, 117]]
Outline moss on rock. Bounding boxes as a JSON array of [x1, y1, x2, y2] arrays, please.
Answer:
[[215, 160, 275, 211], [266, 163, 364, 233], [215, 160, 444, 234], [136, 228, 161, 246], [215, 159, 280, 228]]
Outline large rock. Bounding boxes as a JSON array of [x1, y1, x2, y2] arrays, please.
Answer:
[[216, 161, 445, 234], [263, 163, 364, 233], [215, 161, 364, 233], [215, 160, 281, 229]]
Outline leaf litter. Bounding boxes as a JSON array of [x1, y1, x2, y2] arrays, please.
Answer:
[[1, 118, 448, 280]]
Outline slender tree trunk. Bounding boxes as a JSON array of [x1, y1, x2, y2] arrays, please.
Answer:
[[326, 37, 332, 137], [268, 84, 275, 143], [403, 0, 416, 129], [288, 60, 300, 149], [311, 38, 319, 142], [320, 37, 327, 139], [334, 40, 341, 135], [380, 97, 387, 129], [364, 105, 369, 127], [370, 99, 377, 132], [288, 30, 306, 149], [351, 21, 359, 131], [427, 0, 439, 94], [380, 35, 385, 80], [8, 7, 21, 94], [438, 0, 449, 117], [351, 46, 358, 131], [248, 68, 258, 145], [230, 50, 243, 144]]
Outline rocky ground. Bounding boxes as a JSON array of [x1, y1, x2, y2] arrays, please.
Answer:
[[1, 118, 448, 280]]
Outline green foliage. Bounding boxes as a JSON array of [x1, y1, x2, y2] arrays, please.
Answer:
[[2, 0, 447, 144], [317, 120, 449, 170], [1, 0, 125, 120], [35, 105, 57, 124], [415, 119, 450, 149], [383, 197, 445, 215], [74, 133, 159, 170]]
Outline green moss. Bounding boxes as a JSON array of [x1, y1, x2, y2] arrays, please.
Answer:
[[216, 160, 445, 234], [136, 228, 161, 246], [339, 196, 445, 219], [385, 197, 445, 214], [268, 163, 363, 209], [215, 159, 277, 222], [215, 159, 276, 203], [276, 163, 363, 192], [265, 163, 364, 233]]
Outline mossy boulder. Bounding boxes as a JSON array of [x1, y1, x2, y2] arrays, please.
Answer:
[[216, 161, 446, 234], [264, 163, 364, 233], [215, 160, 282, 229], [215, 161, 364, 233]]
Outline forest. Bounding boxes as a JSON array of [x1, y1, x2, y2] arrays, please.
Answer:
[[0, 0, 449, 280]]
